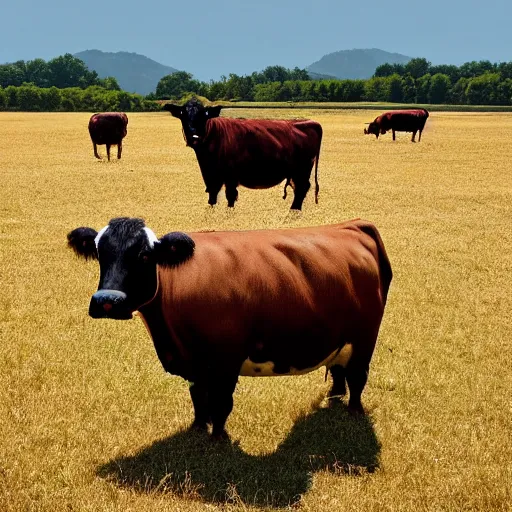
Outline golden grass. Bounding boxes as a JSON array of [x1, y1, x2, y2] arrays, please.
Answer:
[[0, 110, 511, 511]]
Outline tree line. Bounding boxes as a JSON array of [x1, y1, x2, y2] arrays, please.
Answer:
[[0, 54, 160, 112], [0, 83, 160, 112], [153, 59, 512, 106], [1, 54, 512, 109]]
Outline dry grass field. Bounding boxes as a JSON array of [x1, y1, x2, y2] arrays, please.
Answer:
[[0, 109, 511, 512]]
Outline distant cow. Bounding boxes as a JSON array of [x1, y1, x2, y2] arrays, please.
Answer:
[[88, 112, 128, 161], [68, 217, 392, 440], [164, 100, 322, 210], [364, 109, 429, 142]]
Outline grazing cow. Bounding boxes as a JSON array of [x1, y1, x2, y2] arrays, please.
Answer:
[[88, 112, 128, 161], [164, 100, 322, 210], [68, 217, 392, 440], [364, 109, 429, 142]]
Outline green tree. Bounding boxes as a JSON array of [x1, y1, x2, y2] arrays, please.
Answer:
[[401, 74, 416, 103], [497, 78, 512, 105], [40, 87, 62, 111], [465, 73, 501, 105], [289, 67, 310, 81], [429, 64, 460, 83], [25, 58, 51, 87], [5, 86, 18, 108], [429, 73, 451, 104], [0, 64, 25, 87], [155, 71, 202, 99], [253, 82, 282, 101], [415, 74, 432, 103], [450, 77, 469, 104], [387, 74, 404, 102], [48, 53, 98, 88], [98, 76, 121, 90], [208, 80, 226, 101], [405, 58, 431, 79], [374, 63, 405, 77], [459, 60, 496, 78], [497, 62, 512, 79], [0, 88, 6, 109], [364, 77, 389, 101], [17, 83, 42, 111], [117, 91, 132, 111]]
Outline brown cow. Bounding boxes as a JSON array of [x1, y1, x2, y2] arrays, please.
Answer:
[[88, 112, 128, 161], [364, 109, 429, 142], [164, 100, 322, 210], [67, 217, 392, 440]]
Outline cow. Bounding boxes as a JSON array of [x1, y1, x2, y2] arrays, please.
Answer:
[[163, 100, 323, 210], [67, 216, 392, 440], [88, 112, 128, 161], [364, 109, 429, 142]]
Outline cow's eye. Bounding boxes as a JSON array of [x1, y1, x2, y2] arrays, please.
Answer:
[[139, 251, 151, 263]]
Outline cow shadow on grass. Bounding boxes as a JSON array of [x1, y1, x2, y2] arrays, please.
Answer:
[[97, 397, 380, 508]]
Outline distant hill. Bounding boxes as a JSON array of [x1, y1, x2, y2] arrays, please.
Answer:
[[307, 48, 412, 80], [308, 71, 338, 81], [74, 50, 178, 95]]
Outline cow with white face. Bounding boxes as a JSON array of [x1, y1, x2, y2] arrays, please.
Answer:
[[68, 217, 392, 440]]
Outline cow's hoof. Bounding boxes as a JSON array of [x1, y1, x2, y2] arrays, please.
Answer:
[[211, 430, 230, 442], [347, 403, 365, 416], [190, 421, 209, 432]]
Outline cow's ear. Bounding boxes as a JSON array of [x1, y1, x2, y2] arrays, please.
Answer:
[[163, 103, 183, 118], [154, 232, 195, 267], [205, 106, 222, 119], [67, 227, 98, 260]]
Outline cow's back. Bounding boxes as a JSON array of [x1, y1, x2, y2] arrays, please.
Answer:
[[89, 113, 128, 144], [200, 118, 320, 188], [153, 220, 390, 373], [386, 110, 428, 131]]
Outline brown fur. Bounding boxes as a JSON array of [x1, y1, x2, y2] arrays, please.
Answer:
[[194, 117, 322, 210], [364, 109, 429, 142], [138, 219, 392, 437], [88, 112, 128, 160]]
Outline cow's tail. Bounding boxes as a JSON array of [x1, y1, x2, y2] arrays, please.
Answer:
[[314, 125, 323, 205], [357, 222, 393, 305]]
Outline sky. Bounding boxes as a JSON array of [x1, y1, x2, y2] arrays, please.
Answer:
[[1, 0, 511, 81]]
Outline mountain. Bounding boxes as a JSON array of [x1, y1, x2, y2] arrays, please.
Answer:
[[307, 48, 412, 80], [308, 71, 338, 80], [74, 50, 178, 95]]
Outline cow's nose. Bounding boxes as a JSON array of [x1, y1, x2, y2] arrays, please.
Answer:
[[89, 289, 131, 319]]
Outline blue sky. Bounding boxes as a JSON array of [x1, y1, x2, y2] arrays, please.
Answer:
[[1, 0, 511, 81]]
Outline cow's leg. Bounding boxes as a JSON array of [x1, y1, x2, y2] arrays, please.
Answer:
[[207, 183, 222, 206], [93, 143, 101, 160], [411, 131, 417, 142], [418, 129, 422, 142], [344, 330, 378, 414], [106, 144, 111, 161], [225, 183, 239, 208], [283, 178, 292, 200], [189, 381, 210, 431], [345, 362, 369, 414], [328, 365, 347, 399], [392, 129, 396, 141], [117, 141, 122, 159], [208, 374, 239, 440], [290, 179, 310, 211]]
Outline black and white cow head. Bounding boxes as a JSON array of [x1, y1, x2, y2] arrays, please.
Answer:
[[67, 217, 195, 320], [163, 99, 222, 148]]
